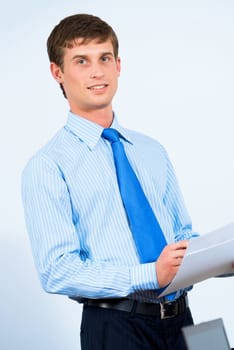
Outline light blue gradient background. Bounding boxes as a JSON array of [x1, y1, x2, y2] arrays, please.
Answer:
[[1, 1, 234, 349]]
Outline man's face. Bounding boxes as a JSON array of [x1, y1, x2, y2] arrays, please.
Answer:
[[51, 39, 121, 117]]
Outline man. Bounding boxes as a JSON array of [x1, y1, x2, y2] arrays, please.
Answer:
[[22, 14, 198, 349]]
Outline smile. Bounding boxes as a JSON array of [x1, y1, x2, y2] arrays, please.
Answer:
[[88, 84, 108, 90]]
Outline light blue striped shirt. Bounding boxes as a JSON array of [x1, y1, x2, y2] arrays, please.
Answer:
[[21, 111, 197, 303]]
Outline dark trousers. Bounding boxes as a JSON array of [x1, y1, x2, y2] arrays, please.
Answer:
[[80, 304, 193, 350]]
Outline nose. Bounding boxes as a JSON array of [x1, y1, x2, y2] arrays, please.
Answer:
[[89, 62, 104, 79]]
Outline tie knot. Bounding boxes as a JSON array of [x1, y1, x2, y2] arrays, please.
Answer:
[[102, 128, 120, 143]]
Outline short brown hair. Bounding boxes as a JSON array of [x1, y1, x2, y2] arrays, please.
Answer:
[[47, 13, 119, 69]]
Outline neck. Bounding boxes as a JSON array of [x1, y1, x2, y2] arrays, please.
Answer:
[[70, 106, 114, 128]]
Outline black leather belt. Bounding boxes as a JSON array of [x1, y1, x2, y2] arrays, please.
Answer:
[[84, 294, 188, 320]]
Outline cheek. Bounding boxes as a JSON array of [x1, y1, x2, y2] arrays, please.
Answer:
[[65, 74, 82, 91], [112, 72, 120, 88]]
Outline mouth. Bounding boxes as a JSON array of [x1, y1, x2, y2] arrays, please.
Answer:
[[87, 84, 108, 91]]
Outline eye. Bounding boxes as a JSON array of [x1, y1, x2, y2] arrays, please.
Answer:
[[77, 58, 87, 65], [101, 55, 110, 62]]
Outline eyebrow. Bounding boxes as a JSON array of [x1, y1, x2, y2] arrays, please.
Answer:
[[71, 51, 114, 61]]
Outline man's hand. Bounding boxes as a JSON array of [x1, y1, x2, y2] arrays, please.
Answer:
[[155, 240, 188, 288]]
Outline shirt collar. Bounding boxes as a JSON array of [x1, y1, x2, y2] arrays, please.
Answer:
[[66, 111, 133, 150], [110, 118, 133, 144]]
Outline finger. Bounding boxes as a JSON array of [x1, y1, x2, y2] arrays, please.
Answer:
[[171, 247, 187, 259], [172, 256, 184, 267], [174, 240, 189, 250]]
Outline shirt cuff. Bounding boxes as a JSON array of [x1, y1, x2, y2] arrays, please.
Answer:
[[130, 262, 160, 291]]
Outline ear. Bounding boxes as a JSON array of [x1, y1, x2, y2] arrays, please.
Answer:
[[50, 62, 64, 84], [116, 57, 121, 77]]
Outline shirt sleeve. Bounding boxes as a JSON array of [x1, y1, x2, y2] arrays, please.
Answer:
[[162, 146, 199, 241], [21, 155, 159, 298]]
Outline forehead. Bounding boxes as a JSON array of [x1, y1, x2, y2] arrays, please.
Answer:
[[63, 38, 115, 58]]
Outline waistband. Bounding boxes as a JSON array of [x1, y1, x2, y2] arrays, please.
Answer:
[[82, 294, 188, 320]]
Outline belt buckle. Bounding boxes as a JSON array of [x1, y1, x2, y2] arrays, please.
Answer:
[[160, 301, 178, 319]]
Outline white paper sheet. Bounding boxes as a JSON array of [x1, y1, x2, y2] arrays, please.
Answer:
[[159, 222, 234, 297]]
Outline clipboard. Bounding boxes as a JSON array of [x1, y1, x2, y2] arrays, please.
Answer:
[[159, 222, 234, 297]]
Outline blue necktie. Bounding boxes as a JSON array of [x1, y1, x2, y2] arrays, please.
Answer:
[[102, 128, 167, 263]]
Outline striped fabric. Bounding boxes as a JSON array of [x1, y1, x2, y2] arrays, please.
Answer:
[[21, 111, 197, 303]]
